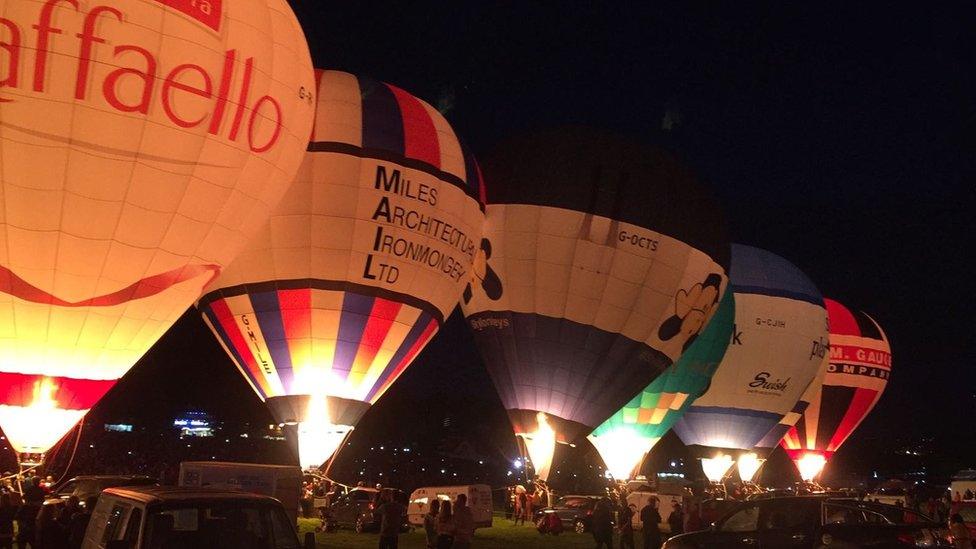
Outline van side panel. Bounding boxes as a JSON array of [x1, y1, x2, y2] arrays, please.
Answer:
[[407, 485, 493, 528]]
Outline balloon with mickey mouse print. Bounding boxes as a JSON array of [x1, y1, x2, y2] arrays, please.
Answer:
[[461, 127, 731, 480]]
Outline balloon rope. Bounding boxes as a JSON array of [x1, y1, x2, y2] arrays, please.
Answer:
[[53, 421, 85, 486]]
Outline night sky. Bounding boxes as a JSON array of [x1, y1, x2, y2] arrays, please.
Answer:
[[92, 3, 976, 476]]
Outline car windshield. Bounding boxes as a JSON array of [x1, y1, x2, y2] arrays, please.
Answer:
[[146, 502, 299, 549]]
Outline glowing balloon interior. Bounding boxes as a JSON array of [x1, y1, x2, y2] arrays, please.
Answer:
[[462, 128, 731, 479], [0, 0, 315, 459], [588, 291, 734, 479], [199, 70, 485, 468], [736, 453, 764, 483], [701, 454, 735, 483], [781, 299, 891, 478]]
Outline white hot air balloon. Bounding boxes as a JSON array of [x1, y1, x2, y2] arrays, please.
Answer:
[[0, 0, 315, 469]]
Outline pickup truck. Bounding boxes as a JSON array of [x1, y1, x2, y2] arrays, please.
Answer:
[[81, 485, 314, 549]]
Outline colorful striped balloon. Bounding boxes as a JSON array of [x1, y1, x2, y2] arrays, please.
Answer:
[[780, 299, 891, 479], [198, 70, 485, 468]]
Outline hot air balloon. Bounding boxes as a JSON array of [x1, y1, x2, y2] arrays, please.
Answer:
[[461, 128, 730, 480], [0, 0, 314, 469], [781, 299, 891, 481], [672, 244, 828, 483], [588, 291, 734, 480], [198, 70, 486, 470]]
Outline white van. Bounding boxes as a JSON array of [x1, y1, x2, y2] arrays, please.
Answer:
[[407, 485, 493, 528], [81, 485, 311, 549], [178, 461, 303, 525]]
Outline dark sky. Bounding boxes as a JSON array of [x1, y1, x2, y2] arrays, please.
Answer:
[[94, 3, 976, 472]]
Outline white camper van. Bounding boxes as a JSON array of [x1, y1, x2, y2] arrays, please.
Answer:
[[178, 462, 303, 524], [408, 485, 493, 528]]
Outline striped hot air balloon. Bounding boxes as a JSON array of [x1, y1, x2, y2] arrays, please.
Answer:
[[588, 291, 734, 480], [461, 128, 730, 480], [0, 0, 314, 466], [198, 70, 485, 469], [672, 244, 828, 483], [780, 299, 891, 481]]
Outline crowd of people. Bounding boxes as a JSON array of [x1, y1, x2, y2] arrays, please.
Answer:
[[0, 474, 95, 549]]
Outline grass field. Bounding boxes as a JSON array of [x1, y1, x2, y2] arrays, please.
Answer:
[[297, 517, 659, 548]]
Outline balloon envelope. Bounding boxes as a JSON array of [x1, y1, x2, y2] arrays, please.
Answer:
[[198, 70, 486, 468], [588, 290, 734, 479], [462, 128, 730, 479], [672, 244, 827, 476], [781, 299, 891, 476], [0, 0, 314, 455]]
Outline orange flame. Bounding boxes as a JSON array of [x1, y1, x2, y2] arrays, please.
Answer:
[[29, 378, 59, 409]]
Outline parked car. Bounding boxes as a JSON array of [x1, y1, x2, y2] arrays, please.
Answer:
[[81, 485, 312, 549], [698, 498, 742, 525], [533, 495, 604, 534], [950, 500, 976, 538], [663, 496, 950, 548], [323, 487, 408, 533]]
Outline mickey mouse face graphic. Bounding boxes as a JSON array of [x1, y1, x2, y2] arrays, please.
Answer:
[[658, 273, 723, 352], [463, 238, 503, 304]]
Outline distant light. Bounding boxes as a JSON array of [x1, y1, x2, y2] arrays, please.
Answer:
[[440, 469, 446, 474], [478, 460, 484, 465], [513, 460, 522, 469]]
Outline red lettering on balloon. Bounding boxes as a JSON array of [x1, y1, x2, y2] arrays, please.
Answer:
[[154, 0, 222, 32], [74, 5, 122, 100], [227, 56, 253, 141], [162, 63, 214, 128], [0, 18, 21, 94], [33, 0, 78, 92], [248, 95, 282, 153], [207, 48, 236, 136], [102, 45, 157, 113], [0, 2, 287, 154]]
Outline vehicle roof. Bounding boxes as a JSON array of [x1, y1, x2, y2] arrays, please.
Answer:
[[66, 475, 156, 481], [101, 486, 278, 505]]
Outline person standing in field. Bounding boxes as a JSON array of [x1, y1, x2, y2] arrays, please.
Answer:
[[424, 500, 441, 549], [640, 497, 662, 549], [375, 489, 405, 549], [451, 494, 475, 549]]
